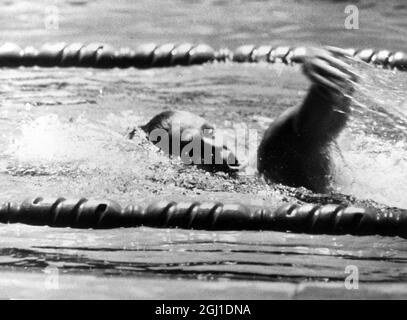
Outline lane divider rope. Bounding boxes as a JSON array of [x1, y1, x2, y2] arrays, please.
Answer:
[[0, 42, 405, 70], [1, 197, 406, 239]]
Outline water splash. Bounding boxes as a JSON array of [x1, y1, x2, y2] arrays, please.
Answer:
[[332, 62, 407, 208]]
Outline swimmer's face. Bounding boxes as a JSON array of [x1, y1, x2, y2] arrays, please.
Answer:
[[141, 110, 240, 173]]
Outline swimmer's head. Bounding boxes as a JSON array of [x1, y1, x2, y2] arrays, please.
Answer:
[[140, 110, 214, 138], [140, 110, 241, 174]]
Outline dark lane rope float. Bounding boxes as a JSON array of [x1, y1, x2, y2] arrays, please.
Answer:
[[0, 197, 407, 239], [0, 42, 406, 70]]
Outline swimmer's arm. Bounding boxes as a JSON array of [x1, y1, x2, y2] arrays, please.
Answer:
[[288, 48, 356, 145], [257, 85, 351, 192], [257, 49, 357, 192], [291, 84, 352, 145]]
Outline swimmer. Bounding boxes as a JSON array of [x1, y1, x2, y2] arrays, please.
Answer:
[[137, 48, 358, 193]]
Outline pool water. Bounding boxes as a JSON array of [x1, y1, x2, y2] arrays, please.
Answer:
[[0, 0, 406, 299]]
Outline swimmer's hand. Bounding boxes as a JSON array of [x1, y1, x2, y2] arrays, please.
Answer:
[[302, 47, 359, 94]]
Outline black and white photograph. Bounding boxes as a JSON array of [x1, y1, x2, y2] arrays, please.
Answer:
[[0, 0, 406, 304]]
